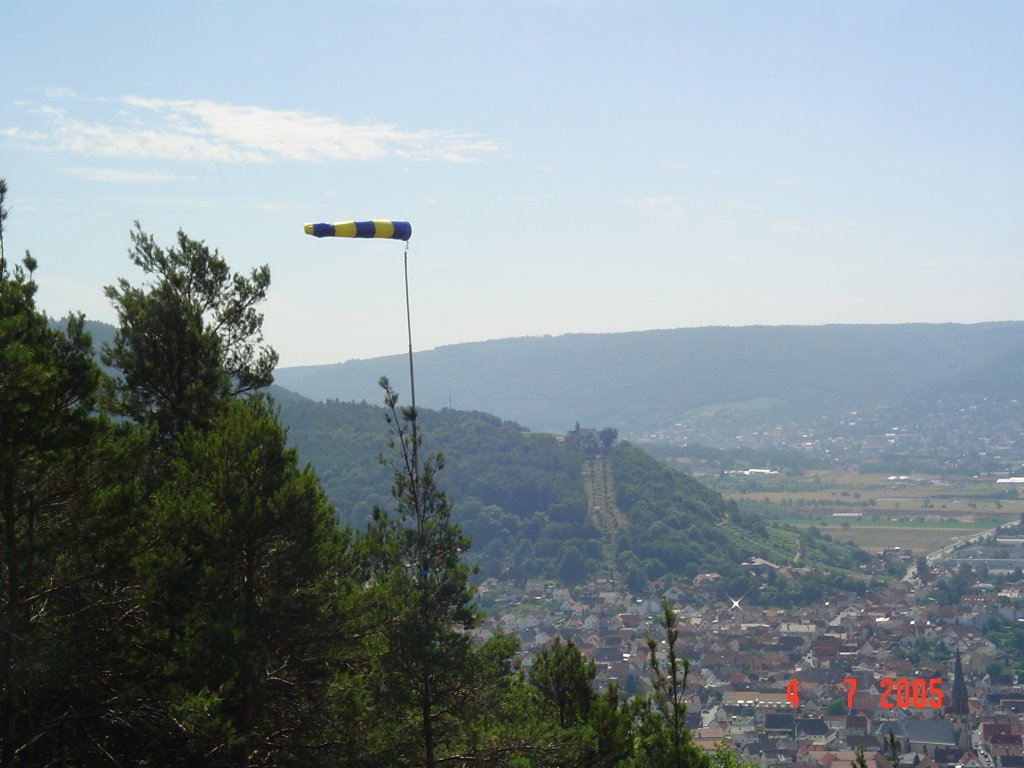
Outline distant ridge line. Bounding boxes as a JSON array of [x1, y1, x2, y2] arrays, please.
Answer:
[[274, 322, 1024, 435]]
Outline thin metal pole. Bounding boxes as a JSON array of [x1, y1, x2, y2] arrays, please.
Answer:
[[403, 241, 431, 767], [397, 241, 417, 505], [404, 241, 416, 416]]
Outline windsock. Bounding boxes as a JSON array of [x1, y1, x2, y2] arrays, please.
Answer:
[[304, 220, 412, 241]]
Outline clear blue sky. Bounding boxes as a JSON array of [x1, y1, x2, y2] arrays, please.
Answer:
[[3, 1, 1021, 367]]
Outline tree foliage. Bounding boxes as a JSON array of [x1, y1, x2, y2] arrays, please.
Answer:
[[0, 181, 103, 768], [365, 377, 480, 768], [523, 636, 633, 768], [529, 637, 595, 729], [635, 601, 709, 768], [886, 730, 902, 768], [102, 223, 277, 439], [123, 397, 351, 765]]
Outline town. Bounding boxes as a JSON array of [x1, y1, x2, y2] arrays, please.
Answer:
[[474, 542, 1024, 768]]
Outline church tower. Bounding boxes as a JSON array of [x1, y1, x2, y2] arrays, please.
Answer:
[[948, 647, 970, 750]]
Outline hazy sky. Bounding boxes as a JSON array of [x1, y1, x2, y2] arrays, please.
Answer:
[[3, 1, 1021, 367]]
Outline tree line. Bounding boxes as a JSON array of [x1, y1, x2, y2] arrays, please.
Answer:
[[0, 181, 750, 767]]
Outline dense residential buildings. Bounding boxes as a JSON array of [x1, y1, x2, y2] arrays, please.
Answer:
[[475, 564, 1024, 768]]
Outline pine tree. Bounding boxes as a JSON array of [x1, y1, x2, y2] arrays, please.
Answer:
[[0, 180, 102, 767], [102, 223, 277, 442], [529, 637, 595, 729], [120, 397, 352, 766], [91, 224, 357, 766], [635, 600, 710, 768], [887, 730, 902, 768], [366, 377, 480, 768]]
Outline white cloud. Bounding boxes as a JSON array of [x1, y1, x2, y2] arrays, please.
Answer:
[[0, 128, 29, 138], [42, 87, 77, 99], [8, 94, 501, 165], [61, 167, 188, 183], [30, 105, 66, 118], [633, 195, 683, 216]]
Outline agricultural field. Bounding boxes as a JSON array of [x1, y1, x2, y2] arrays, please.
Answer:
[[705, 468, 1024, 555], [772, 517, 1004, 554]]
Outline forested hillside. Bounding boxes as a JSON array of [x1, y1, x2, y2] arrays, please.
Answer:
[[275, 390, 868, 599], [276, 389, 599, 582], [275, 322, 1024, 434], [52, 320, 867, 595], [608, 443, 870, 604]]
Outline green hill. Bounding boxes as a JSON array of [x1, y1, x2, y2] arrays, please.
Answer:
[[275, 388, 597, 582], [274, 322, 1024, 435], [275, 389, 867, 598], [62, 319, 877, 596]]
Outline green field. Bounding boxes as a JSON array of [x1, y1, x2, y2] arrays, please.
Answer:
[[718, 469, 1023, 555], [773, 517, 999, 554]]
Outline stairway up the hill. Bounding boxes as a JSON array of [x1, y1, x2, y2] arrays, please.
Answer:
[[582, 455, 627, 585]]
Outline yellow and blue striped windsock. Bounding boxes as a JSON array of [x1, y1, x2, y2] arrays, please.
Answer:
[[303, 220, 412, 241]]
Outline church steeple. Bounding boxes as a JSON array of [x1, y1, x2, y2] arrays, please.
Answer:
[[948, 646, 970, 751], [949, 647, 969, 717]]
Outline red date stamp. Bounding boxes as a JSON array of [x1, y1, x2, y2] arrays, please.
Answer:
[[786, 677, 943, 709]]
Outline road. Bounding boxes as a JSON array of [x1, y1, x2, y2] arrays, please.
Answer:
[[902, 519, 1020, 583]]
